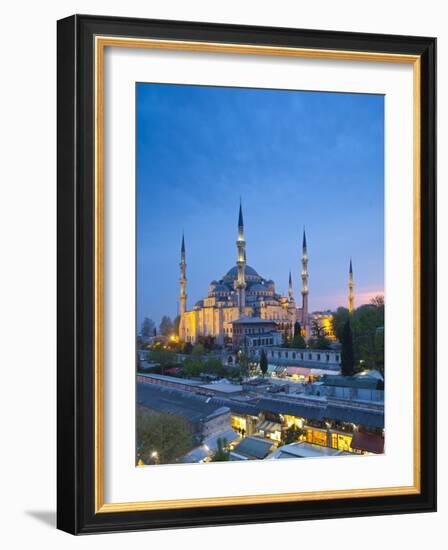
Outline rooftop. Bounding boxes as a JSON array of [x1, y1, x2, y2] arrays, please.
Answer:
[[231, 316, 278, 325], [222, 265, 262, 282], [350, 431, 384, 454], [324, 404, 384, 428], [232, 436, 276, 459], [267, 442, 346, 459], [137, 382, 230, 423], [139, 372, 202, 386], [322, 375, 383, 390], [201, 383, 243, 394], [137, 376, 384, 428]]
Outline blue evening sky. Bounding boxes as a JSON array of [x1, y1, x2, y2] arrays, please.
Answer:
[[136, 83, 384, 328]]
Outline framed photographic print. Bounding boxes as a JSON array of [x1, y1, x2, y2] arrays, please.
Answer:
[[57, 15, 436, 534]]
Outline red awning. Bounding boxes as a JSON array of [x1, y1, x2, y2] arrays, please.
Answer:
[[350, 432, 384, 454], [165, 367, 181, 375]]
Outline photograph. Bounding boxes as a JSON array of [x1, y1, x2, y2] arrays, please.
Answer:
[[135, 83, 385, 466]]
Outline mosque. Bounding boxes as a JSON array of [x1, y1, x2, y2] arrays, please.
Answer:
[[178, 202, 313, 347]]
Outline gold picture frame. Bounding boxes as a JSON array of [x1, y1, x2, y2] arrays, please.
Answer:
[[57, 15, 436, 534]]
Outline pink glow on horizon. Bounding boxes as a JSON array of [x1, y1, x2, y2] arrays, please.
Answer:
[[311, 289, 384, 312]]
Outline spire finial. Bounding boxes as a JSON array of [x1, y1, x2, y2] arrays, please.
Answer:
[[302, 226, 307, 251], [349, 257, 353, 274], [181, 232, 185, 255], [238, 198, 244, 228]]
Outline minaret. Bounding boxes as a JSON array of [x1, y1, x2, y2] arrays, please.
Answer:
[[288, 270, 293, 301], [236, 200, 247, 316], [301, 228, 309, 326], [179, 233, 187, 316], [348, 258, 354, 313]]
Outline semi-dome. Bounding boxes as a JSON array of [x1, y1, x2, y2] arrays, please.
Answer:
[[211, 283, 230, 293], [222, 265, 262, 282], [248, 283, 268, 292]]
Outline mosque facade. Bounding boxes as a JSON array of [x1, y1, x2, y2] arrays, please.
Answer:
[[178, 203, 310, 347]]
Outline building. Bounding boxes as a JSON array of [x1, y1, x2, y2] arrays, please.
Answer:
[[137, 382, 231, 445], [309, 310, 337, 340], [137, 375, 384, 455], [261, 347, 341, 369], [179, 202, 310, 346], [231, 317, 283, 351], [230, 436, 277, 460], [266, 441, 348, 459], [137, 373, 244, 397], [179, 428, 241, 463], [306, 372, 384, 402]]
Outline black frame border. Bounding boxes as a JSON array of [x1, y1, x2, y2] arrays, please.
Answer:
[[57, 14, 436, 535]]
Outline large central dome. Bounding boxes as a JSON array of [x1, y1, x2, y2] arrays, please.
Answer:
[[222, 265, 263, 283]]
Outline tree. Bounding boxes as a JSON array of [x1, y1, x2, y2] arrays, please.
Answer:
[[308, 335, 331, 350], [374, 327, 385, 374], [197, 335, 218, 350], [148, 348, 177, 374], [182, 356, 204, 377], [354, 304, 384, 371], [341, 319, 355, 376], [136, 335, 144, 350], [282, 425, 306, 445], [173, 315, 181, 336], [311, 320, 325, 339], [290, 333, 306, 348], [332, 302, 384, 373], [182, 342, 193, 354], [237, 352, 251, 377], [331, 307, 350, 342], [259, 349, 268, 377], [293, 321, 302, 337], [203, 357, 223, 375], [137, 409, 192, 464], [191, 343, 206, 357], [140, 317, 155, 339], [370, 295, 385, 307], [210, 438, 230, 462], [159, 315, 174, 337]]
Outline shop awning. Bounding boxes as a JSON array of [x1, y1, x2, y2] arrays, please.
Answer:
[[286, 367, 311, 376], [256, 420, 282, 432], [350, 432, 384, 454]]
